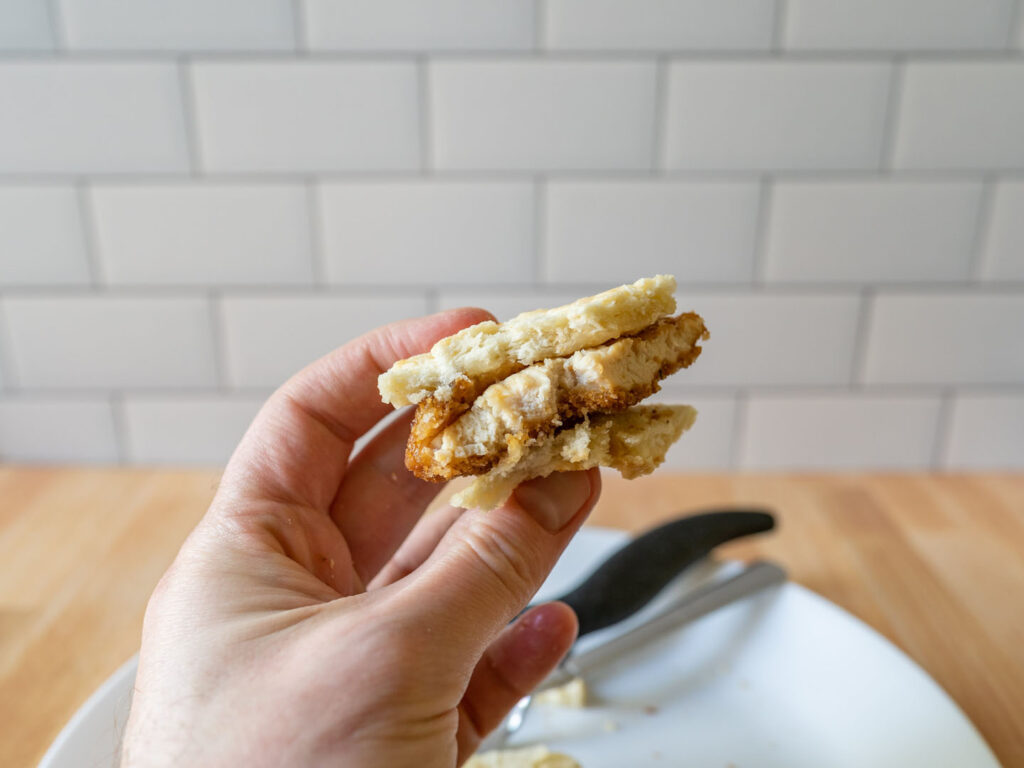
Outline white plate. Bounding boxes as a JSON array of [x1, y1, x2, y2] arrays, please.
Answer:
[[40, 526, 1000, 768]]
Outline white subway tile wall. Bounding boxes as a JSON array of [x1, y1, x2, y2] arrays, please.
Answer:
[[546, 181, 759, 283], [664, 62, 892, 170], [221, 294, 428, 388], [764, 181, 982, 282], [92, 184, 314, 286], [192, 62, 421, 172], [0, 187, 90, 285], [121, 395, 265, 465], [304, 0, 535, 51], [431, 60, 657, 170], [0, 399, 119, 462], [784, 0, 1015, 51], [58, 0, 296, 51], [319, 181, 534, 284], [742, 395, 941, 469], [983, 182, 1024, 280], [0, 0, 54, 50], [0, 0, 1021, 469]]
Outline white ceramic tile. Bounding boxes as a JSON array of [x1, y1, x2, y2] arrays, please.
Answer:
[[546, 181, 759, 284], [0, 187, 90, 286], [679, 292, 861, 386], [982, 182, 1024, 280], [3, 296, 217, 388], [0, 0, 54, 50], [864, 293, 1024, 384], [222, 294, 429, 388], [305, 0, 533, 50], [765, 181, 982, 282], [647, 391, 737, 470], [785, 0, 1014, 50], [0, 398, 118, 463], [0, 63, 188, 174], [894, 62, 1024, 170], [192, 61, 419, 172], [945, 395, 1024, 469], [742, 395, 941, 469], [92, 184, 313, 286], [60, 0, 294, 50], [320, 181, 533, 285], [437, 290, 582, 320], [123, 395, 266, 465], [545, 0, 774, 50], [665, 61, 890, 170], [431, 60, 657, 170]]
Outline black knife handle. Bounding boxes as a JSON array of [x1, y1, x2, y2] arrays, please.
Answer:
[[554, 509, 775, 637]]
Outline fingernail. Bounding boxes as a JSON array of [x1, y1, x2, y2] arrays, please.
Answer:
[[513, 471, 592, 533]]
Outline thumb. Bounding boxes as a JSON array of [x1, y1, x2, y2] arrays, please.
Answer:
[[403, 469, 600, 662]]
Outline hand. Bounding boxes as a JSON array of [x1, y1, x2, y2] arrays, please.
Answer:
[[121, 309, 602, 768]]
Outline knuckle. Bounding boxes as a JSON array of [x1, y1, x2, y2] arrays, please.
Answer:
[[460, 519, 543, 609]]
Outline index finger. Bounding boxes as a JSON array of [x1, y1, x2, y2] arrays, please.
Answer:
[[222, 307, 493, 512]]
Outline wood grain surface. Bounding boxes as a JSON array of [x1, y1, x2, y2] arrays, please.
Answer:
[[1, 467, 1022, 767]]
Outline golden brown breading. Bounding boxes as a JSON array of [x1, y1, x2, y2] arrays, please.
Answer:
[[450, 405, 698, 511], [406, 312, 707, 481], [379, 275, 677, 407]]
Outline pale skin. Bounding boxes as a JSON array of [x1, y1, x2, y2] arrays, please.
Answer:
[[121, 308, 602, 767]]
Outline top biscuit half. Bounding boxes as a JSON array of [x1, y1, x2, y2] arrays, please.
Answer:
[[378, 275, 678, 408]]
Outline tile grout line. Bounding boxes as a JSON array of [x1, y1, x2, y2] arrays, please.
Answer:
[[849, 288, 876, 388], [534, 177, 547, 284], [968, 176, 997, 280], [418, 56, 433, 173], [3, 50, 1024, 62], [177, 58, 204, 175], [771, 0, 788, 52], [751, 176, 774, 285], [1, 280, 1024, 297], [291, 0, 308, 52], [208, 291, 231, 391], [930, 389, 956, 469], [729, 391, 749, 469], [1007, 0, 1024, 49], [305, 180, 329, 288], [425, 288, 440, 314], [75, 182, 107, 288], [109, 390, 130, 465], [45, 0, 66, 51], [534, 0, 546, 50], [6, 383, 1023, 399], [651, 55, 669, 172], [878, 57, 906, 170], [5, 169, 1024, 184], [0, 297, 21, 392]]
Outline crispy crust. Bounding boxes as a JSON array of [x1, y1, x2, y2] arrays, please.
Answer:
[[379, 275, 677, 407], [406, 312, 708, 481], [450, 405, 698, 511]]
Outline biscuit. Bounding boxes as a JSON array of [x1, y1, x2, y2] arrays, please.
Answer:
[[408, 313, 707, 481], [378, 275, 677, 408], [450, 405, 697, 511]]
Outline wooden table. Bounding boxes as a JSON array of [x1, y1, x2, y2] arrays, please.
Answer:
[[1, 468, 1022, 767]]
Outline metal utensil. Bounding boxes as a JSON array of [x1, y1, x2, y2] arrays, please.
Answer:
[[533, 509, 775, 638], [482, 560, 787, 751]]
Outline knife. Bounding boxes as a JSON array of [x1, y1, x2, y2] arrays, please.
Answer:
[[538, 509, 776, 638], [484, 559, 788, 751]]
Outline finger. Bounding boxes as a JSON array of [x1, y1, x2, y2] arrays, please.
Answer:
[[220, 307, 493, 512], [456, 602, 578, 760], [403, 469, 601, 663], [332, 409, 455, 585], [368, 504, 465, 590]]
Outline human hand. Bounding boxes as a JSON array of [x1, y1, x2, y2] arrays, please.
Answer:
[[120, 309, 602, 768]]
